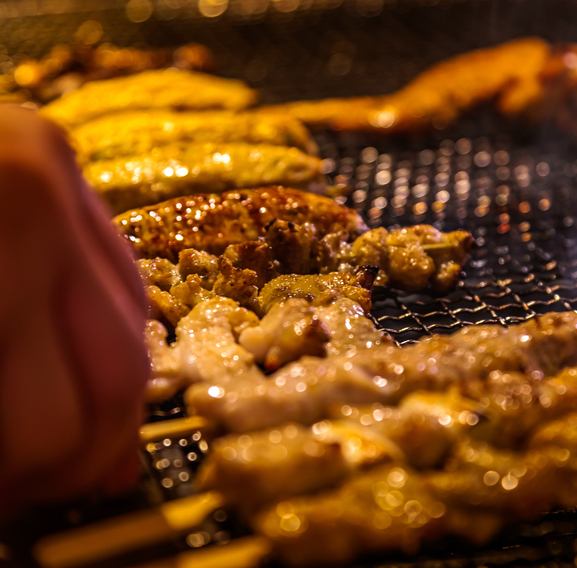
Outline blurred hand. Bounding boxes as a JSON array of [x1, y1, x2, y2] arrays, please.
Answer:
[[0, 107, 149, 515]]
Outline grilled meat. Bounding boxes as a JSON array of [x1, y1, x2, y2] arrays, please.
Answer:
[[41, 69, 257, 127], [72, 111, 317, 162], [257, 271, 375, 314], [145, 296, 261, 402], [116, 188, 367, 260], [255, 439, 567, 567], [84, 144, 323, 214], [263, 37, 576, 134], [239, 298, 388, 371], [198, 366, 577, 512], [2, 42, 213, 104], [186, 312, 577, 432]]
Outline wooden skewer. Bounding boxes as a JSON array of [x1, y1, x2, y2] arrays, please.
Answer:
[[140, 416, 211, 444], [34, 492, 223, 568], [140, 537, 270, 568]]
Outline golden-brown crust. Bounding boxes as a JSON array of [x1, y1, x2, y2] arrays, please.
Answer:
[[114, 187, 368, 260]]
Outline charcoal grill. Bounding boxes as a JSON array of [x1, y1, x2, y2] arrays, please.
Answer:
[[3, 1, 577, 566]]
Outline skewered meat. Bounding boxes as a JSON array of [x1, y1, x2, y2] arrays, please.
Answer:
[[198, 365, 577, 513], [186, 312, 577, 432], [115, 187, 367, 260], [255, 440, 566, 567], [262, 37, 577, 134], [72, 111, 318, 162], [84, 144, 323, 214], [2, 42, 214, 104], [145, 296, 261, 402], [239, 298, 388, 371], [120, 188, 471, 293], [41, 69, 257, 127]]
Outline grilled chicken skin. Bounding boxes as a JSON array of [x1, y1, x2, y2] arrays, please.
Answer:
[[41, 69, 257, 127], [115, 187, 368, 260]]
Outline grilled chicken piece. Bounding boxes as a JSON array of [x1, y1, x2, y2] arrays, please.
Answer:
[[115, 187, 367, 260], [186, 312, 577, 432], [138, 258, 181, 291], [257, 271, 375, 314], [263, 38, 550, 132], [84, 143, 323, 214], [72, 111, 317, 162], [41, 69, 257, 126], [199, 421, 402, 512], [200, 369, 577, 514], [145, 296, 261, 402], [239, 298, 388, 371], [257, 435, 572, 568]]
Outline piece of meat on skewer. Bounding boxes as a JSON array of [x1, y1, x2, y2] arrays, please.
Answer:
[[84, 144, 324, 214], [72, 110, 318, 163], [116, 188, 367, 260], [41, 69, 257, 127], [239, 298, 389, 372], [198, 368, 577, 513], [256, 437, 568, 568], [261, 37, 577, 135], [145, 296, 262, 402], [187, 312, 577, 433]]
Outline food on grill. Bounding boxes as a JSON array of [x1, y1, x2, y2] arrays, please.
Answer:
[[84, 145, 323, 214], [240, 297, 388, 371], [115, 187, 368, 259], [186, 311, 577, 432], [199, 366, 577, 511], [72, 111, 318, 162], [1, 41, 214, 104], [264, 37, 577, 133], [120, 188, 471, 291], [41, 69, 257, 127]]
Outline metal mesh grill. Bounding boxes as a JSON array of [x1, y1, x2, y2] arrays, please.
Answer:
[[132, 127, 577, 567]]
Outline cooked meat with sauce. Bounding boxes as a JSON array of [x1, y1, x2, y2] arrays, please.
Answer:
[[41, 69, 257, 126], [72, 111, 318, 162], [116, 187, 368, 259], [84, 144, 323, 214]]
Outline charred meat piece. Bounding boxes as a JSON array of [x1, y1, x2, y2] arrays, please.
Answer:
[[84, 143, 323, 214], [72, 111, 317, 162], [115, 187, 367, 260], [239, 297, 388, 371], [41, 69, 257, 127]]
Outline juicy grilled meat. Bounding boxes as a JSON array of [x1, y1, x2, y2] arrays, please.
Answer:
[[72, 110, 318, 162], [84, 143, 323, 214], [116, 187, 368, 260], [263, 37, 570, 134], [41, 69, 257, 127], [186, 312, 577, 432]]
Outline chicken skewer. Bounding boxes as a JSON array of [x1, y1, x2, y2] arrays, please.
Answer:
[[41, 69, 257, 127], [72, 110, 318, 163], [186, 311, 577, 433], [262, 37, 577, 135], [85, 145, 324, 214], [197, 366, 577, 513]]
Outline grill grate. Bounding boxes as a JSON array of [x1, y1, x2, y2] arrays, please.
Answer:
[[132, 127, 577, 568]]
